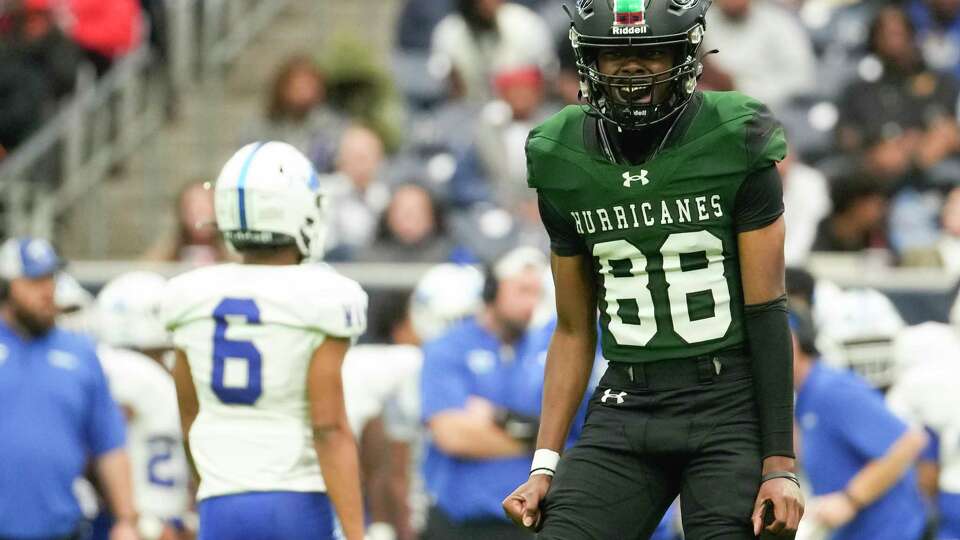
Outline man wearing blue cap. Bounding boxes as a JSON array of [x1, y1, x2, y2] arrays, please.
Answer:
[[0, 238, 140, 540]]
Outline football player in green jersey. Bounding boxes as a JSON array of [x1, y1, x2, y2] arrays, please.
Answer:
[[502, 0, 804, 538]]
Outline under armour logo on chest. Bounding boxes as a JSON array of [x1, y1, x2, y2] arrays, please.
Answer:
[[622, 170, 651, 187], [601, 388, 627, 404]]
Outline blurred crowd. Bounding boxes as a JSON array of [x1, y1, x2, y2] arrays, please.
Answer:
[[0, 0, 166, 160], [7, 0, 960, 269], [134, 0, 960, 271]]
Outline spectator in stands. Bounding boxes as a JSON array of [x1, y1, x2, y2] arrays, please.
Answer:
[[780, 149, 832, 266], [356, 183, 452, 263], [705, 0, 816, 112], [0, 46, 50, 156], [324, 125, 392, 259], [430, 0, 555, 103], [3, 0, 82, 99], [451, 65, 550, 209], [908, 0, 960, 80], [812, 174, 889, 253], [396, 0, 455, 53], [790, 308, 930, 540], [555, 37, 582, 106], [837, 7, 960, 187], [143, 180, 231, 264], [938, 186, 960, 273], [63, 0, 144, 74], [138, 0, 168, 62], [241, 54, 346, 173]]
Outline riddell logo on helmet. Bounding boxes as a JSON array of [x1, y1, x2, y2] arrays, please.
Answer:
[[612, 25, 648, 35]]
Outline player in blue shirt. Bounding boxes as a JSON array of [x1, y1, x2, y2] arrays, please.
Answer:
[[0, 237, 137, 540], [790, 308, 929, 540]]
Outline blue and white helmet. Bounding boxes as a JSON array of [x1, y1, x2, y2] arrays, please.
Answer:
[[410, 263, 484, 342], [214, 141, 327, 261], [815, 287, 906, 388], [96, 271, 169, 350]]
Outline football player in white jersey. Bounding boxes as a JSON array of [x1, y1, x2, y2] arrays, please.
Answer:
[[97, 271, 191, 540], [162, 142, 367, 540], [342, 263, 485, 540], [887, 322, 960, 539]]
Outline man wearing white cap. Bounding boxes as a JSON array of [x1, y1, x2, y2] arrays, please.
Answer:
[[0, 237, 139, 540]]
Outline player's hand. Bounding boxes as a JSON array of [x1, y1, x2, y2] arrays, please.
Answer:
[[110, 519, 141, 540], [752, 477, 804, 536], [502, 474, 552, 530], [812, 492, 857, 528]]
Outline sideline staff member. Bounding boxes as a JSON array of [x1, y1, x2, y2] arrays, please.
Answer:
[[791, 308, 929, 540], [420, 248, 549, 540], [0, 238, 139, 540]]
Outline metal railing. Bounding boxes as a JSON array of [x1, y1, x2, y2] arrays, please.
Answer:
[[0, 0, 292, 241]]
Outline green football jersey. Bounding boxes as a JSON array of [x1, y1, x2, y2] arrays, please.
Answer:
[[527, 91, 787, 363]]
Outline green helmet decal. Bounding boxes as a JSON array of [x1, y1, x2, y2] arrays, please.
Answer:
[[613, 0, 647, 31]]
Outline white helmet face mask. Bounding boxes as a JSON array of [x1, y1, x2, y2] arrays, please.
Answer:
[[215, 141, 327, 261], [410, 264, 485, 342], [96, 271, 169, 350], [814, 287, 906, 388]]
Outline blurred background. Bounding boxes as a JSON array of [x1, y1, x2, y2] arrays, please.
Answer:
[[2, 0, 960, 539]]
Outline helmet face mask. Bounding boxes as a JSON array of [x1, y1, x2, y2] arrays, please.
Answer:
[[567, 0, 710, 129]]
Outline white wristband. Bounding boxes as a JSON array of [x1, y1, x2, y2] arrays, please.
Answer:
[[530, 449, 561, 477]]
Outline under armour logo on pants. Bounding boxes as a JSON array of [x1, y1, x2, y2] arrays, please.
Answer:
[[601, 389, 627, 404]]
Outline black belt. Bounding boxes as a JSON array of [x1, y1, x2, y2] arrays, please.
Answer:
[[604, 350, 752, 390]]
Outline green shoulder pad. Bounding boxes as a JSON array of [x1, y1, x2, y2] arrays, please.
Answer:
[[526, 106, 595, 191], [699, 91, 788, 171], [743, 100, 787, 171]]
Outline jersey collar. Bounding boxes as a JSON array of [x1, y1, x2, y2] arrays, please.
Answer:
[[584, 91, 704, 166]]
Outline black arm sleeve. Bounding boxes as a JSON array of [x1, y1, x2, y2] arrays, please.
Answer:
[[734, 165, 784, 233], [744, 295, 795, 459], [537, 192, 588, 257]]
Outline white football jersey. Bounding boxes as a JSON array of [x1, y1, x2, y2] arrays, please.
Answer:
[[887, 324, 960, 494], [97, 346, 189, 522], [163, 263, 367, 500], [341, 344, 422, 438]]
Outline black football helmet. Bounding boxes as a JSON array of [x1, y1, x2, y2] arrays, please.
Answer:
[[565, 0, 712, 129]]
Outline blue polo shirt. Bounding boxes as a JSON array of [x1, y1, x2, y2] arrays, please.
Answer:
[[420, 317, 561, 522], [796, 362, 926, 540], [0, 321, 126, 538]]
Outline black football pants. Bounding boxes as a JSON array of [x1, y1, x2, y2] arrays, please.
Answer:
[[537, 353, 762, 540], [422, 506, 532, 540]]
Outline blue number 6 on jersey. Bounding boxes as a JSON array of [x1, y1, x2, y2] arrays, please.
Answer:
[[212, 298, 263, 405]]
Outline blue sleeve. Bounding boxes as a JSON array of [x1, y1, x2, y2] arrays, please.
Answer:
[[921, 426, 939, 462], [420, 338, 471, 423], [826, 378, 907, 460], [85, 351, 126, 456]]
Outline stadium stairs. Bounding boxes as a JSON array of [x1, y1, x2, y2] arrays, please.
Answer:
[[58, 0, 400, 259]]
